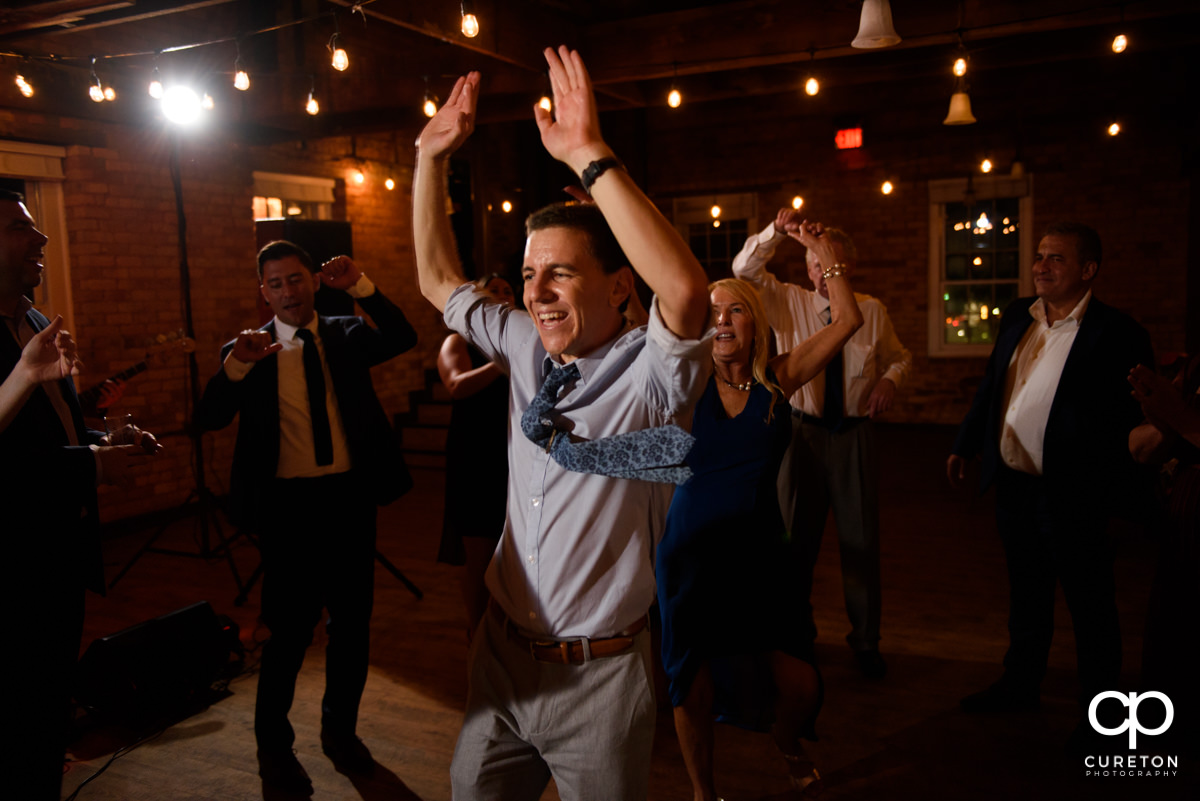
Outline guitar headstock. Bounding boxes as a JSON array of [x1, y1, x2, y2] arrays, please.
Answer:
[[144, 330, 197, 367]]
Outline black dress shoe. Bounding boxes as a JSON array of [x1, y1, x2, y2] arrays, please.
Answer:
[[854, 649, 887, 679], [257, 748, 313, 795], [960, 679, 1041, 714], [320, 729, 375, 774]]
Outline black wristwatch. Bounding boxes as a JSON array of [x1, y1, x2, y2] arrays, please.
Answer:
[[580, 157, 625, 194]]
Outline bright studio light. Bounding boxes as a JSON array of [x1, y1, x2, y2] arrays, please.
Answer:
[[161, 85, 203, 125]]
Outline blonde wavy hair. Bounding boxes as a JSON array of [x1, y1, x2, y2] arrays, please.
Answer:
[[709, 278, 785, 420]]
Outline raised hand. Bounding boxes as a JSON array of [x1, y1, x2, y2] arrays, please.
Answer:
[[534, 46, 610, 174], [230, 329, 282, 363], [416, 72, 481, 161], [792, 220, 836, 267], [18, 315, 82, 384], [774, 208, 804, 235], [319, 255, 363, 291]]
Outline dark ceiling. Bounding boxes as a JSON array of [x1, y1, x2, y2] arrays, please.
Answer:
[[0, 0, 1197, 143]]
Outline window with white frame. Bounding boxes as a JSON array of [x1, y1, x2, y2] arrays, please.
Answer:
[[252, 171, 334, 220], [672, 193, 755, 282], [928, 176, 1034, 357], [0, 141, 73, 334]]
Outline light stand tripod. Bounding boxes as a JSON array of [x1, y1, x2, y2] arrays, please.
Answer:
[[109, 133, 246, 595]]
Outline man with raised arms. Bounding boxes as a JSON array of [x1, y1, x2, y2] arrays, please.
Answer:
[[413, 46, 713, 801]]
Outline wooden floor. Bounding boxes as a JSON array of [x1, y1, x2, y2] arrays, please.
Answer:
[[61, 424, 1194, 801]]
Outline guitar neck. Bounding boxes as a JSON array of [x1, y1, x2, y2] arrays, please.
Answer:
[[79, 361, 149, 406]]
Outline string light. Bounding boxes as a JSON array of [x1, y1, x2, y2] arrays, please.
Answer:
[[422, 77, 437, 117], [792, 196, 804, 210], [1112, 34, 1128, 53], [805, 77, 820, 96], [351, 168, 365, 185], [538, 96, 552, 112], [161, 85, 202, 125], [953, 57, 967, 77], [710, 204, 721, 218], [103, 85, 116, 101], [306, 77, 319, 115], [385, 178, 395, 190], [15, 74, 34, 98], [881, 180, 894, 195], [501, 200, 513, 213], [461, 1, 480, 38], [202, 91, 214, 110], [668, 62, 681, 108], [329, 33, 349, 71], [980, 158, 993, 173], [148, 64, 163, 99], [234, 43, 249, 91], [89, 57, 105, 103], [1108, 121, 1121, 136]]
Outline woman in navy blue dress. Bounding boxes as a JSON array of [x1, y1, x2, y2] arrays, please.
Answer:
[[658, 221, 862, 800]]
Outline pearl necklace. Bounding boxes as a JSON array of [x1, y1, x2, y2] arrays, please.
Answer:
[[719, 376, 754, 391]]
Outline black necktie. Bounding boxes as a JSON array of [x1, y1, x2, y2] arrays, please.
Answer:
[[296, 328, 334, 466], [520, 361, 694, 484], [821, 307, 845, 432]]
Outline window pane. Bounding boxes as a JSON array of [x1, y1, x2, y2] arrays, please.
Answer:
[[996, 249, 1019, 279], [946, 254, 968, 280]]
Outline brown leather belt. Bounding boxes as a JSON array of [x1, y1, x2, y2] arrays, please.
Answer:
[[489, 602, 646, 665]]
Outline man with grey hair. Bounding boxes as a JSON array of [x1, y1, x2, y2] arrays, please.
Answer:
[[733, 208, 911, 679]]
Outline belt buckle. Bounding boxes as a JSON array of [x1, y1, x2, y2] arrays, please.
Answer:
[[530, 638, 575, 664]]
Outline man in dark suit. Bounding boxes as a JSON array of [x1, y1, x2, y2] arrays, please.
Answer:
[[0, 189, 159, 800], [948, 222, 1153, 741], [196, 241, 415, 793]]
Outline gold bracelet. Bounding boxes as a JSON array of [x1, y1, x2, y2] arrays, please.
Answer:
[[822, 263, 847, 279]]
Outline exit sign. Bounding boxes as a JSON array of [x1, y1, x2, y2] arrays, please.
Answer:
[[835, 128, 863, 149]]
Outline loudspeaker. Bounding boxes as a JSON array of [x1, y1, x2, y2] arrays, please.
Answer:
[[256, 218, 356, 318], [76, 601, 236, 723]]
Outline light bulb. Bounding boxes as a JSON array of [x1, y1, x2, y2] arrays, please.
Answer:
[[352, 169, 365, 185], [539, 96, 552, 112], [805, 77, 819, 96], [423, 97, 438, 117], [103, 86, 116, 102], [161, 85, 203, 126], [234, 70, 250, 91], [1108, 122, 1121, 136], [15, 75, 33, 98], [306, 93, 319, 115], [1112, 34, 1128, 53], [981, 158, 993, 173], [89, 83, 104, 103], [202, 92, 214, 110], [792, 196, 804, 210], [385, 178, 396, 191], [149, 78, 163, 99], [461, 13, 479, 38], [331, 47, 349, 72], [953, 57, 968, 77], [710, 205, 721, 219], [668, 87, 681, 108], [881, 180, 894, 195], [712, 220, 721, 228], [501, 200, 513, 213]]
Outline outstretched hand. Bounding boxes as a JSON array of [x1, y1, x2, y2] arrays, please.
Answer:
[[230, 330, 282, 363], [534, 46, 611, 174], [791, 220, 836, 266], [416, 71, 480, 161], [774, 208, 804, 235]]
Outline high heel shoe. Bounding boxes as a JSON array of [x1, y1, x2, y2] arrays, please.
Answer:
[[781, 750, 823, 798]]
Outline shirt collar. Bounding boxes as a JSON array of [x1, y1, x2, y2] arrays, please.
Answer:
[[541, 322, 636, 386], [1030, 290, 1091, 328], [274, 314, 319, 343]]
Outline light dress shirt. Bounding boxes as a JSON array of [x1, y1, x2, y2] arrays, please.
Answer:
[[224, 276, 379, 478], [999, 291, 1091, 476], [731, 223, 911, 416], [444, 283, 713, 639]]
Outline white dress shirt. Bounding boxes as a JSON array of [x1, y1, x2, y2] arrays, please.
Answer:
[[999, 291, 1091, 475], [444, 283, 713, 639], [731, 223, 911, 416]]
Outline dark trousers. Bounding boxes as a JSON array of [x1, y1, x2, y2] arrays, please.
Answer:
[[254, 471, 377, 751], [994, 466, 1121, 705]]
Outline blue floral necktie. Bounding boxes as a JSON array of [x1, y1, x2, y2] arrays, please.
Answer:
[[520, 361, 694, 484]]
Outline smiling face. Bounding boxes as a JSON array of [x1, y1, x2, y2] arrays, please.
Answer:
[[710, 285, 757, 368], [1033, 233, 1096, 311], [260, 255, 320, 328], [0, 200, 49, 307], [521, 226, 630, 362]]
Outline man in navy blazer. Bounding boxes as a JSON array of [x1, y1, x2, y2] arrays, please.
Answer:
[[0, 189, 160, 799], [196, 241, 415, 792], [948, 222, 1153, 740]]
